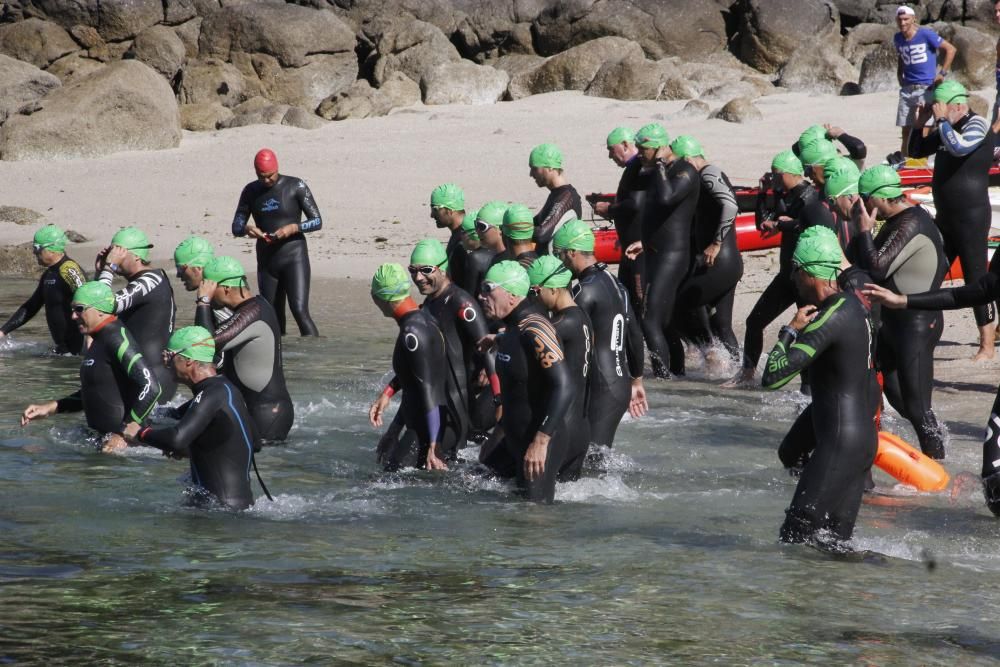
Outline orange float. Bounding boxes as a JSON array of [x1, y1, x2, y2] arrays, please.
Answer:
[[875, 431, 949, 492]]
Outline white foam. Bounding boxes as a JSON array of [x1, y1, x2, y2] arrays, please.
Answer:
[[555, 474, 641, 503]]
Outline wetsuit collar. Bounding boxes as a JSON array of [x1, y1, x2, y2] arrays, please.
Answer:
[[504, 298, 536, 326], [577, 262, 606, 280], [89, 314, 118, 334], [392, 298, 420, 320]]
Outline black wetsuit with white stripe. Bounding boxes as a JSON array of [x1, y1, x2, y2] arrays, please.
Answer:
[[548, 304, 593, 480], [1, 255, 86, 353]]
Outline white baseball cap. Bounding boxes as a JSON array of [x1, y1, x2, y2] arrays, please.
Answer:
[[896, 5, 915, 16]]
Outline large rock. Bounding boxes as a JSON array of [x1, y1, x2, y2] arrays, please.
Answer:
[[532, 0, 727, 60], [736, 0, 841, 74], [281, 106, 325, 130], [173, 18, 203, 60], [0, 54, 60, 124], [0, 243, 41, 277], [180, 58, 245, 107], [679, 61, 763, 98], [699, 80, 762, 102], [130, 26, 187, 82], [714, 97, 763, 123], [223, 97, 290, 128], [585, 57, 694, 101], [164, 0, 199, 25], [486, 53, 547, 79], [451, 2, 540, 60], [0, 18, 77, 69], [242, 52, 357, 111], [508, 36, 644, 99], [317, 72, 421, 120], [28, 0, 163, 41], [778, 46, 859, 94], [180, 102, 233, 131], [43, 53, 104, 84], [0, 205, 44, 225], [842, 23, 894, 66], [941, 24, 995, 90], [421, 61, 509, 105], [858, 42, 898, 93], [368, 19, 462, 87], [199, 3, 355, 68], [0, 60, 181, 161]]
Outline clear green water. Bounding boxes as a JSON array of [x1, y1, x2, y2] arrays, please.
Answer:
[[2, 278, 1000, 665]]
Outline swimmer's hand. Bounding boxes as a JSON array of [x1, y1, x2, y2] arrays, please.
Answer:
[[822, 124, 841, 139], [593, 201, 611, 218], [105, 245, 128, 267], [524, 432, 550, 482], [476, 334, 497, 355], [20, 400, 57, 426], [789, 305, 818, 331], [369, 392, 390, 428], [273, 223, 300, 240], [862, 283, 907, 309], [702, 241, 721, 268], [856, 197, 876, 233], [425, 443, 449, 471], [244, 223, 268, 241], [629, 378, 648, 418], [759, 219, 779, 238], [197, 279, 217, 302], [624, 241, 643, 260], [94, 246, 111, 273], [101, 433, 128, 454]]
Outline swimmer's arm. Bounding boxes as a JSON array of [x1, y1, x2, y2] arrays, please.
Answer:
[[116, 333, 161, 425], [137, 392, 215, 456], [232, 185, 254, 237], [0, 280, 43, 335], [762, 298, 846, 390], [533, 189, 578, 247], [938, 115, 988, 156], [653, 161, 697, 207], [55, 390, 84, 414], [907, 123, 939, 158], [295, 180, 323, 233], [625, 297, 645, 379], [109, 272, 163, 315], [907, 272, 1000, 310], [832, 131, 867, 161], [524, 324, 572, 435], [195, 302, 214, 330], [212, 300, 262, 347], [855, 221, 915, 282], [700, 167, 738, 243]]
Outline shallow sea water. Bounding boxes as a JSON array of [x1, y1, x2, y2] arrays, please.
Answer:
[[2, 277, 1000, 665]]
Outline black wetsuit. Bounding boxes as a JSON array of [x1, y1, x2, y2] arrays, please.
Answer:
[[792, 131, 867, 164], [1, 255, 86, 354], [55, 317, 161, 435], [856, 205, 948, 458], [99, 267, 177, 401], [493, 299, 575, 502], [382, 309, 461, 470], [639, 157, 699, 375], [197, 296, 293, 441], [232, 174, 322, 336], [445, 228, 467, 289], [676, 163, 744, 356], [910, 112, 995, 327], [762, 289, 879, 544], [572, 263, 644, 447], [138, 375, 258, 510], [549, 304, 593, 480], [460, 247, 496, 299], [607, 155, 651, 311], [905, 272, 1000, 512], [488, 248, 539, 272], [533, 184, 583, 254]]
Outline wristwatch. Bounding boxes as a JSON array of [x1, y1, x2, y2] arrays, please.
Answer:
[[196, 296, 211, 305]]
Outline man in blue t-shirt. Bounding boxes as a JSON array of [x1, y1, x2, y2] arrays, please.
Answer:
[[894, 4, 956, 156]]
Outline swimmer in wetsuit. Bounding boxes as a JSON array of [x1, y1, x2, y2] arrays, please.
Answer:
[[195, 256, 294, 442], [173, 236, 233, 326], [527, 255, 592, 480], [0, 225, 86, 354], [478, 261, 575, 502], [20, 281, 161, 450], [232, 148, 321, 336], [459, 208, 496, 298], [855, 165, 948, 459], [554, 219, 647, 449], [96, 226, 177, 401], [370, 263, 459, 471], [909, 80, 997, 360], [429, 183, 469, 288], [489, 204, 539, 271], [793, 124, 868, 169], [529, 143, 582, 255], [762, 227, 879, 547]]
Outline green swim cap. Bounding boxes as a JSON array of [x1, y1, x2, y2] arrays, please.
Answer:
[[72, 281, 116, 314], [409, 238, 448, 270], [799, 139, 838, 167], [822, 156, 857, 179], [167, 325, 216, 363], [606, 127, 635, 147], [502, 203, 535, 240], [203, 255, 247, 287], [792, 226, 842, 280], [461, 208, 479, 240], [670, 135, 704, 159], [173, 236, 214, 268], [476, 200, 508, 230], [430, 183, 465, 211], [771, 149, 804, 176], [371, 262, 411, 302], [552, 218, 595, 252], [797, 125, 827, 150], [824, 165, 861, 198], [529, 143, 563, 169], [527, 255, 572, 288], [484, 260, 530, 297], [934, 79, 968, 104], [111, 226, 153, 261], [635, 123, 670, 149], [33, 224, 67, 252], [858, 164, 903, 199]]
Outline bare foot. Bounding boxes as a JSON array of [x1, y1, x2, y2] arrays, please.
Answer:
[[973, 346, 996, 362], [721, 369, 755, 388]]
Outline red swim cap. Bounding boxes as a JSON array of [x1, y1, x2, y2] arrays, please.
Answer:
[[254, 148, 278, 173]]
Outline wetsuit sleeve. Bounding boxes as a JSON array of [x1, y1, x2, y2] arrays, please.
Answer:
[[522, 320, 573, 436], [403, 327, 442, 427], [232, 184, 253, 237], [906, 272, 1000, 310], [855, 216, 922, 282], [212, 300, 262, 348], [616, 283, 644, 379], [762, 296, 848, 390], [835, 132, 867, 160], [533, 188, 580, 247], [653, 161, 698, 208], [56, 390, 83, 413], [700, 165, 738, 243], [780, 199, 835, 235], [113, 328, 162, 424], [908, 125, 942, 158], [455, 296, 494, 375], [295, 179, 323, 233], [195, 303, 214, 330], [938, 115, 988, 157], [106, 272, 165, 315], [0, 279, 43, 334], [138, 389, 218, 457], [60, 260, 86, 290]]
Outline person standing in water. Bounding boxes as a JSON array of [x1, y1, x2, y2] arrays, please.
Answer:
[[529, 143, 582, 255]]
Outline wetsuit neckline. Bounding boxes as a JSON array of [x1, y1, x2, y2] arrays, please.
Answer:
[[577, 263, 605, 280], [89, 314, 118, 334], [504, 298, 537, 326], [192, 374, 223, 393]]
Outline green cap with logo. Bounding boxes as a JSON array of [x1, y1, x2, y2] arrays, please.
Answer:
[[606, 127, 635, 147], [371, 263, 411, 302], [430, 183, 465, 211], [858, 164, 904, 199], [934, 79, 968, 104], [461, 208, 479, 240], [792, 226, 842, 280], [167, 325, 216, 363], [476, 201, 508, 230], [72, 281, 116, 314], [111, 226, 153, 261], [484, 260, 530, 297], [173, 236, 214, 268], [552, 218, 595, 252], [670, 135, 704, 159], [409, 238, 448, 270], [529, 143, 563, 169], [527, 255, 572, 288], [799, 139, 838, 167], [635, 123, 670, 149], [771, 149, 804, 176], [33, 224, 67, 252], [502, 203, 535, 240], [203, 255, 247, 287], [824, 165, 861, 198]]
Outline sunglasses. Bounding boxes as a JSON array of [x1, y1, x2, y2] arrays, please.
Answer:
[[529, 286, 541, 296], [474, 219, 493, 234], [71, 304, 89, 315], [407, 260, 446, 276], [32, 243, 50, 253], [480, 281, 501, 294]]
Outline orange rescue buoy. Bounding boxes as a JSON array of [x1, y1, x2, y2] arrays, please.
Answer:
[[875, 431, 949, 492]]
